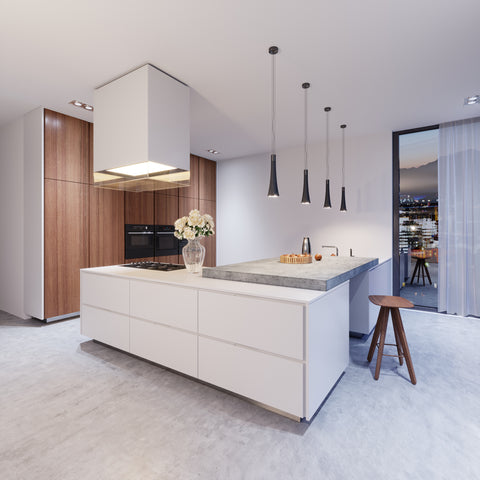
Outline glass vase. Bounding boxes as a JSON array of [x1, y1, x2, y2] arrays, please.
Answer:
[[182, 237, 205, 274]]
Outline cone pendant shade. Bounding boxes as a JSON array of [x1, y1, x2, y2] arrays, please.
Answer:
[[268, 154, 279, 197], [301, 169, 311, 204], [340, 186, 347, 211], [323, 179, 332, 208]]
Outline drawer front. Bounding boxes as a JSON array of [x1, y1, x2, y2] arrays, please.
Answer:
[[199, 291, 304, 360], [130, 280, 197, 332], [81, 272, 129, 315], [80, 304, 129, 351], [130, 317, 197, 378], [199, 337, 304, 418]]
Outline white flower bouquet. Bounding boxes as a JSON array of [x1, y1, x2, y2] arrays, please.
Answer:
[[174, 209, 215, 240]]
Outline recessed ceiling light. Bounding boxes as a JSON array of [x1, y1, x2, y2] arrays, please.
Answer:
[[207, 149, 220, 155], [69, 100, 94, 111], [464, 95, 480, 105]]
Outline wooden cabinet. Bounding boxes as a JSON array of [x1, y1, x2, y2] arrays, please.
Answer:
[[154, 191, 178, 225], [179, 155, 199, 199], [198, 156, 216, 201], [44, 179, 89, 318], [90, 187, 125, 267], [44, 109, 92, 184], [124, 191, 154, 224]]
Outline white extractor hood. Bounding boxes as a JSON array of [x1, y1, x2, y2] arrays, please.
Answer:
[[93, 63, 190, 192]]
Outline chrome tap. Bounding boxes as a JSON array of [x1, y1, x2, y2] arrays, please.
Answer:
[[322, 245, 338, 256]]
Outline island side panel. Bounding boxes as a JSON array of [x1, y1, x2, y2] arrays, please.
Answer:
[[306, 281, 349, 420]]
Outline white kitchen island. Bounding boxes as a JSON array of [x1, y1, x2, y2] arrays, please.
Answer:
[[80, 265, 350, 421]]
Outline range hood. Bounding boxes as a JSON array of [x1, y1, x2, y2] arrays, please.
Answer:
[[93, 64, 190, 192]]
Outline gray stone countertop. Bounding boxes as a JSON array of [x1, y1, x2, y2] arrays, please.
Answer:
[[202, 256, 379, 291]]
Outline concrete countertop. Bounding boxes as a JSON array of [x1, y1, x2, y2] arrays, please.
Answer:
[[202, 256, 379, 291]]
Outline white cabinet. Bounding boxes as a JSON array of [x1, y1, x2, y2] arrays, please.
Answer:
[[349, 259, 392, 336], [81, 304, 130, 351], [130, 318, 197, 377], [199, 337, 304, 418], [199, 291, 304, 360], [81, 272, 129, 314], [130, 280, 197, 331]]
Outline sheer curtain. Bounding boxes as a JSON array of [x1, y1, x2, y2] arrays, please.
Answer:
[[438, 117, 480, 317]]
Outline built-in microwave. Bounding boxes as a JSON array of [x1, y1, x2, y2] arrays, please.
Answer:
[[125, 224, 155, 259]]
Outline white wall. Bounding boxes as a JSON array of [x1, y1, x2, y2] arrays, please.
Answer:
[[217, 131, 392, 265], [0, 117, 27, 318]]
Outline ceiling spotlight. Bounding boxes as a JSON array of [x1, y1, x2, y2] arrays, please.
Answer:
[[207, 149, 220, 155], [69, 100, 94, 111], [464, 95, 480, 105]]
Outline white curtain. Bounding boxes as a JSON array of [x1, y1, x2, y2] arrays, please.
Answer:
[[438, 117, 480, 317]]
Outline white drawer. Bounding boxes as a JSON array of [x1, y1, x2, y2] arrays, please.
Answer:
[[130, 280, 197, 332], [81, 272, 129, 315], [199, 337, 304, 418], [80, 304, 129, 351], [130, 317, 197, 378], [199, 291, 304, 360]]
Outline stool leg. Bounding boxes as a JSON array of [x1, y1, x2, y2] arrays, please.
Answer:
[[410, 260, 419, 285], [425, 263, 432, 285], [367, 307, 386, 362], [391, 308, 417, 385], [374, 308, 389, 380], [392, 317, 404, 366], [421, 261, 425, 286]]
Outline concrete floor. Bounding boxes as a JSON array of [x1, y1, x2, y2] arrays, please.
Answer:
[[1, 309, 479, 480]]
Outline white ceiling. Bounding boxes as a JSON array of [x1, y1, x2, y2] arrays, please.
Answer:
[[1, 0, 480, 161]]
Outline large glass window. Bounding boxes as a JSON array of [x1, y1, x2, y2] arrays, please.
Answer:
[[393, 126, 439, 310]]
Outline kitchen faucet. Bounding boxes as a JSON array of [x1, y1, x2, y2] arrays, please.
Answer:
[[322, 245, 338, 256]]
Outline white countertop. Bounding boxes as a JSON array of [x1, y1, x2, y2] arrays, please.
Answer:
[[81, 265, 333, 304]]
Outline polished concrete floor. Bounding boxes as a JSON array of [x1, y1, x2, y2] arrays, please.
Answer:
[[1, 309, 479, 480]]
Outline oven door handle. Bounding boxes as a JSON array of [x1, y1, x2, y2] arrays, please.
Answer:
[[127, 231, 154, 235], [156, 232, 175, 235]]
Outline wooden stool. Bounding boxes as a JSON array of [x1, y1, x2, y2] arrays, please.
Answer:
[[410, 256, 432, 286], [367, 295, 416, 384]]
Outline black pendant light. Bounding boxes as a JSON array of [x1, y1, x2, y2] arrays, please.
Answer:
[[323, 107, 332, 208], [340, 124, 347, 212], [267, 46, 280, 197], [301, 82, 311, 204]]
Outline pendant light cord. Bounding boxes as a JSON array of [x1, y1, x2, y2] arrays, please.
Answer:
[[304, 87, 308, 170], [325, 108, 330, 179], [271, 53, 276, 155], [342, 126, 345, 186]]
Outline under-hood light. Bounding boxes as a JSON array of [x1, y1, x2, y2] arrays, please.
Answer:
[[107, 161, 174, 177]]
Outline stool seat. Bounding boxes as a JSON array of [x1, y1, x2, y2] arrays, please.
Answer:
[[367, 295, 416, 384], [368, 295, 414, 309]]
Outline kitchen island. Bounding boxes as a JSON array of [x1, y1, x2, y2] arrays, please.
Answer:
[[80, 256, 385, 421]]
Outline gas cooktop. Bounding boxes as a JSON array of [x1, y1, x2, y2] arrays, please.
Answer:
[[121, 261, 186, 272]]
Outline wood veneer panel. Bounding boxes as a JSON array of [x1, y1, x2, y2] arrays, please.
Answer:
[[44, 109, 92, 184], [124, 191, 154, 224], [89, 187, 125, 267], [44, 179, 89, 318], [199, 199, 216, 267], [198, 157, 216, 201], [178, 155, 199, 199], [178, 196, 199, 218], [155, 255, 180, 264], [154, 191, 179, 225]]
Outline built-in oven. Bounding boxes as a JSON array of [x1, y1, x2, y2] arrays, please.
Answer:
[[154, 225, 181, 257], [125, 224, 155, 259]]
